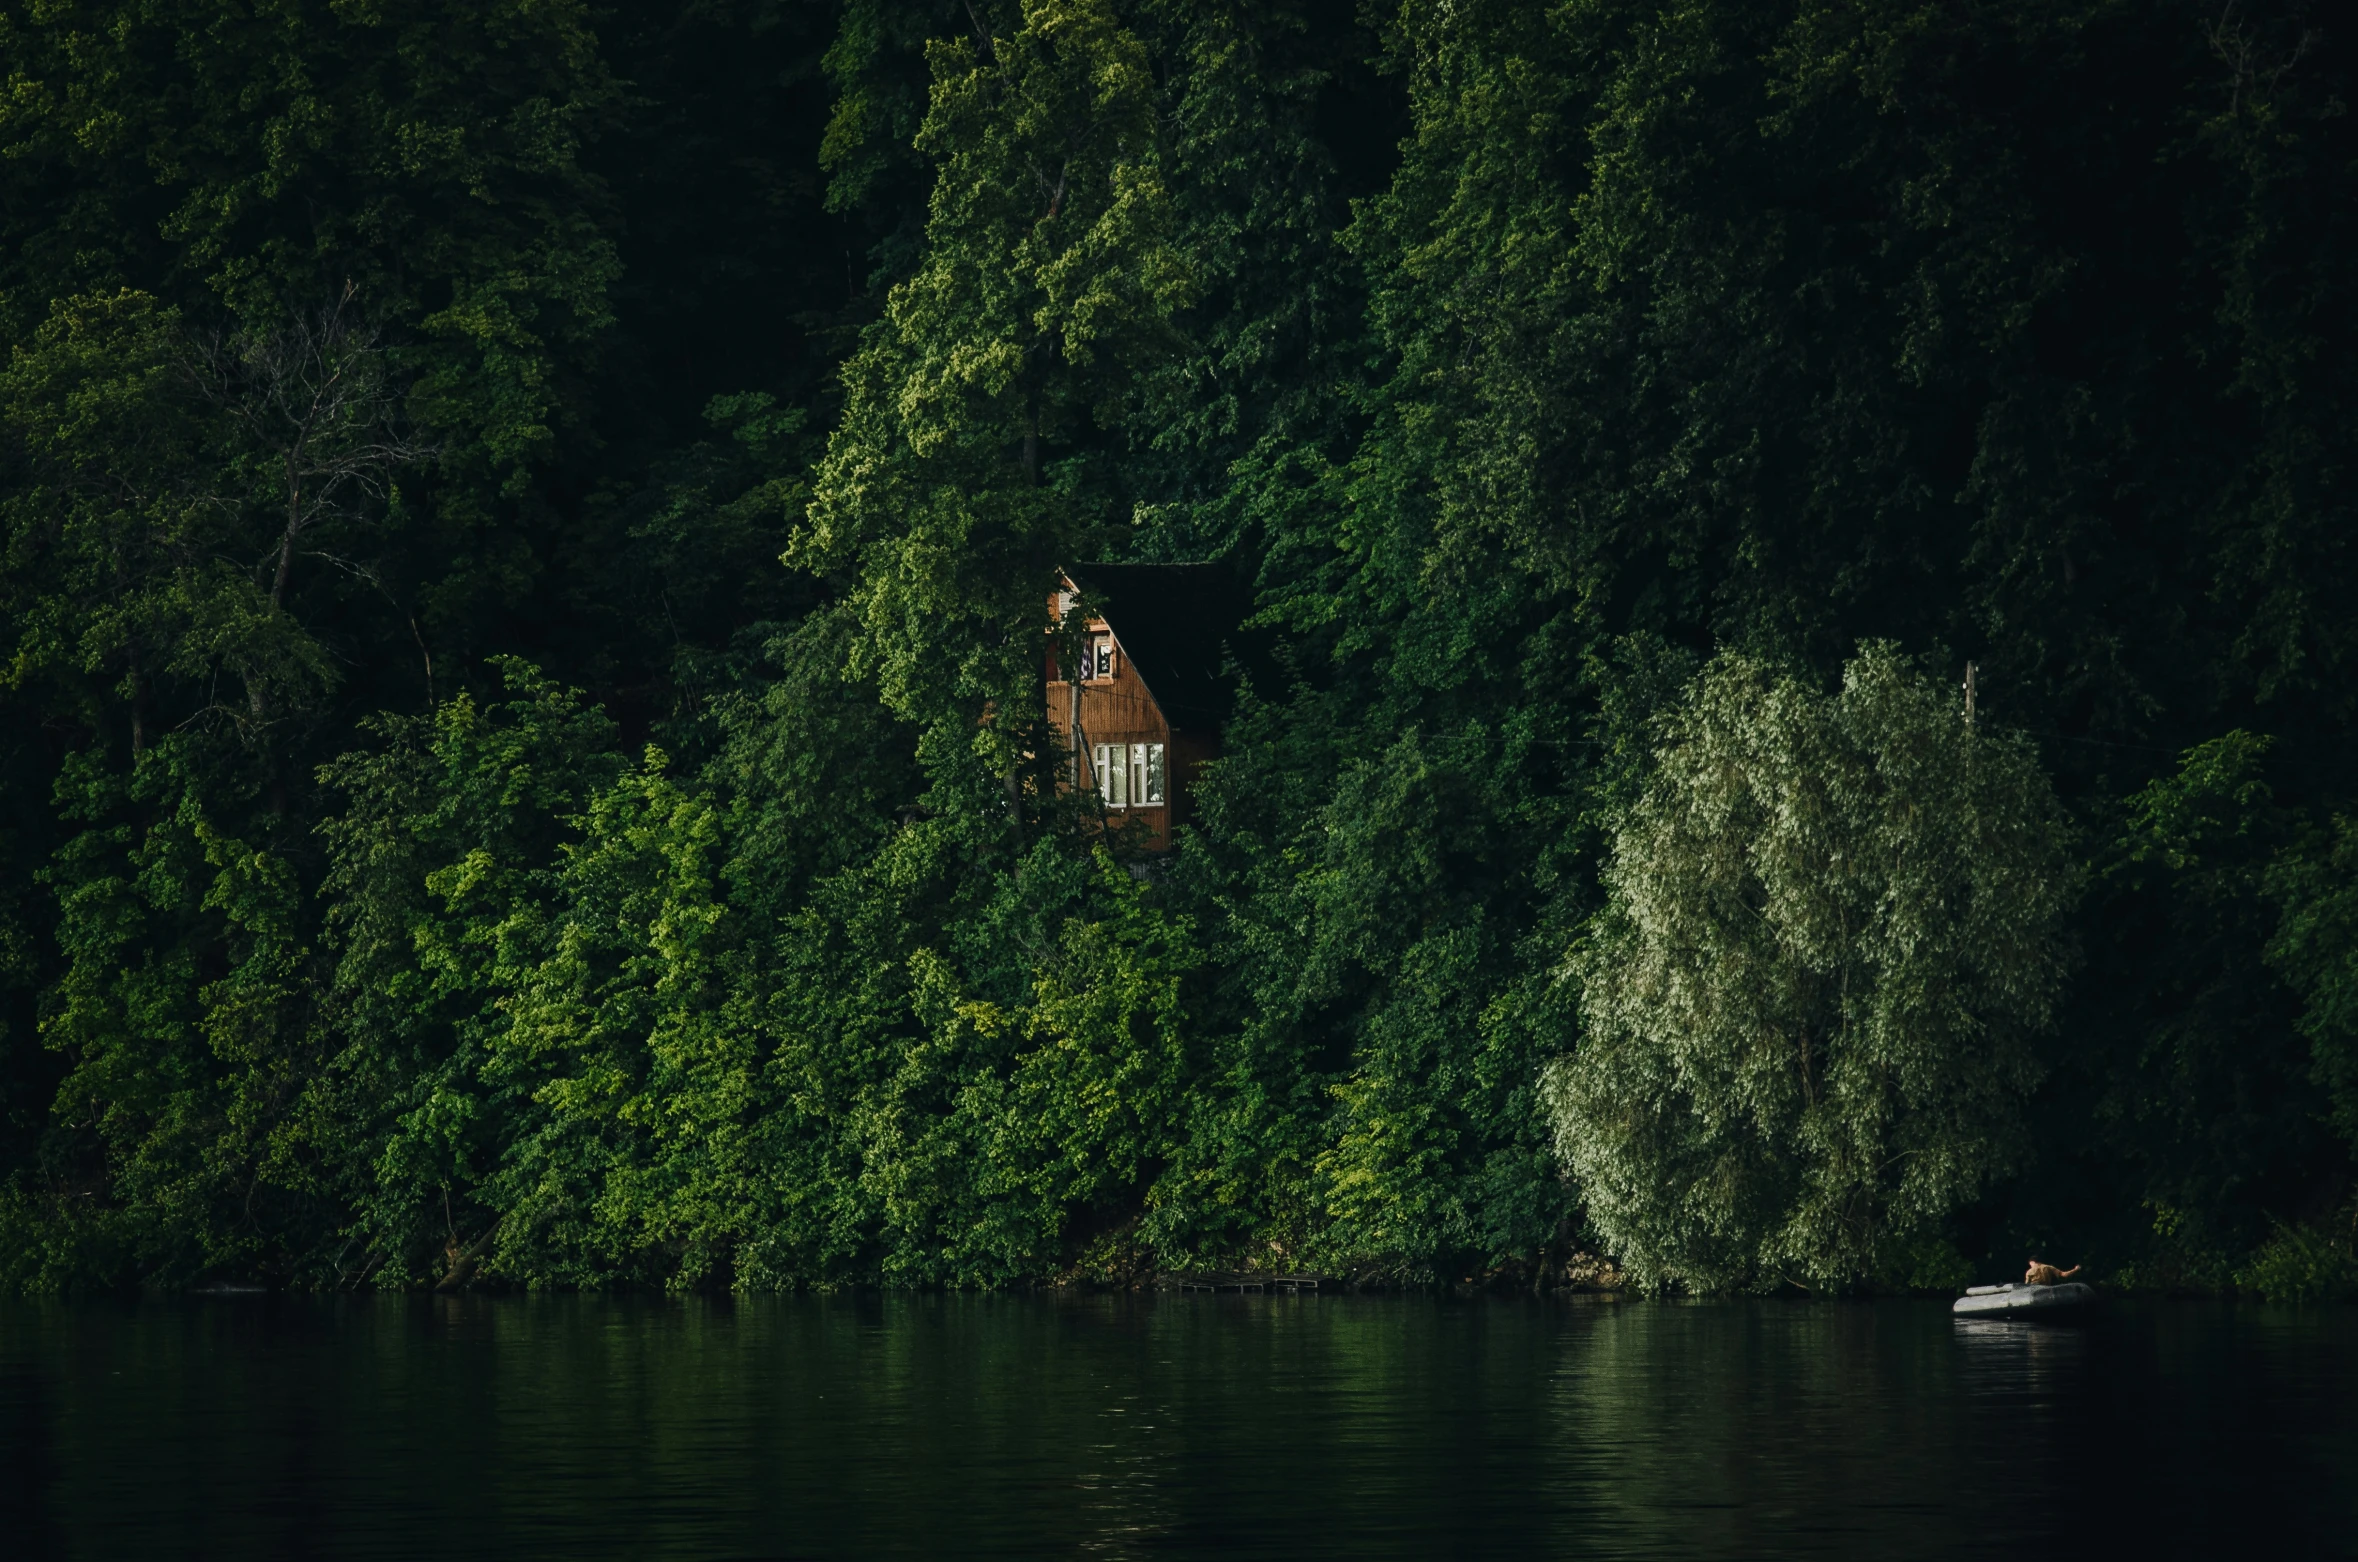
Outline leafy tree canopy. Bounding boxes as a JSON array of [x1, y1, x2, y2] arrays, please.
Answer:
[[0, 0, 2352, 1295], [1549, 646, 2075, 1292]]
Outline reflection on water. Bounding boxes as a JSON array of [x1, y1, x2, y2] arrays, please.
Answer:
[[1951, 1311, 2092, 1380], [0, 1293, 2350, 1559]]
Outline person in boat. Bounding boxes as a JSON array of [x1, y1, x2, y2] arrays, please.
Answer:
[[2024, 1258, 2080, 1286]]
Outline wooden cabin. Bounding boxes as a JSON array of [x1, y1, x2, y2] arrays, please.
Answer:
[[1045, 563, 1257, 852]]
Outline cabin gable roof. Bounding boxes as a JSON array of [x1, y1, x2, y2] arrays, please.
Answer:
[[1060, 562, 1264, 730]]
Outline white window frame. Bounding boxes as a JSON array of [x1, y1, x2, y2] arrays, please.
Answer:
[[1089, 742, 1165, 809]]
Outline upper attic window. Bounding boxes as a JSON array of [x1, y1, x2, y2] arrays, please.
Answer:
[[1082, 632, 1116, 681]]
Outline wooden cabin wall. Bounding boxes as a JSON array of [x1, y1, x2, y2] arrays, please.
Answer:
[[1045, 612, 1189, 850], [1167, 729, 1219, 835]]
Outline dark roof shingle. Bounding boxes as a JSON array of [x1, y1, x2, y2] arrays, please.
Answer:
[[1062, 562, 1270, 730]]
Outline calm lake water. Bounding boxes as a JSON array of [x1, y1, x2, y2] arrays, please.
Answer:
[[0, 1292, 2351, 1559]]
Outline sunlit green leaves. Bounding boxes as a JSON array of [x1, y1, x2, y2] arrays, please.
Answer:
[[799, 0, 1192, 793]]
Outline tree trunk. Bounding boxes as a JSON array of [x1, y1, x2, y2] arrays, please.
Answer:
[[435, 1221, 501, 1292], [409, 616, 436, 703], [127, 646, 148, 755], [1023, 373, 1041, 486], [272, 457, 300, 607]]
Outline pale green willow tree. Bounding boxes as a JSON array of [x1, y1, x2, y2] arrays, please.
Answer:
[[1545, 644, 2077, 1293]]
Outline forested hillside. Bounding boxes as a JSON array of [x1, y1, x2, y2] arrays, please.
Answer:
[[1, 0, 2353, 1295]]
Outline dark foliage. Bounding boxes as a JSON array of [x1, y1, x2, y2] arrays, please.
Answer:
[[0, 0, 2350, 1293]]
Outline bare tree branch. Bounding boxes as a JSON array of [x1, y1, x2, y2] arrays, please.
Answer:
[[182, 281, 439, 612]]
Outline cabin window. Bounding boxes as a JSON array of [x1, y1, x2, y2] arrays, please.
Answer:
[[1083, 633, 1115, 681], [1090, 742, 1163, 808]]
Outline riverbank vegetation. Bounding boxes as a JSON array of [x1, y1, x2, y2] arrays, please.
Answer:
[[1, 0, 2354, 1297]]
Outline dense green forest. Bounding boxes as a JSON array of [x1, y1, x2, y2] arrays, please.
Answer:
[[0, 0, 2353, 1296]]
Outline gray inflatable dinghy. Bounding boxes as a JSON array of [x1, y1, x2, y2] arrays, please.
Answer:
[[1952, 1281, 2095, 1317]]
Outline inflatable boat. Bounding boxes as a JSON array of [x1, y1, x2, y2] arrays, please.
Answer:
[[1951, 1281, 2096, 1318]]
